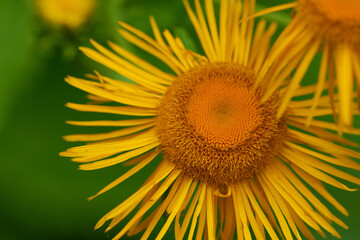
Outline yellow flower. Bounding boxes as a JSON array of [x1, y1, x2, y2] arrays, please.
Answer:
[[36, 0, 96, 29], [61, 0, 360, 239], [257, 0, 360, 130]]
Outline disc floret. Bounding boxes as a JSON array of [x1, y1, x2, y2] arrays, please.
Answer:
[[157, 62, 287, 185]]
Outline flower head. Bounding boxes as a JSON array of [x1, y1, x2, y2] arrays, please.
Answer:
[[260, 0, 360, 129], [61, 0, 360, 239], [36, 0, 96, 29]]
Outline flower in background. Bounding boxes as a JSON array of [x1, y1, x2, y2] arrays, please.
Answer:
[[257, 0, 360, 130], [36, 0, 96, 29], [61, 0, 360, 239]]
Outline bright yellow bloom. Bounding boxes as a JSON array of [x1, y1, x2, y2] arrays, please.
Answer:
[[36, 0, 96, 29], [61, 0, 360, 239], [258, 0, 360, 130]]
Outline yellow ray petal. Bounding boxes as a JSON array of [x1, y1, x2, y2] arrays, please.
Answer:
[[63, 123, 154, 142], [221, 197, 237, 239], [88, 150, 159, 200], [79, 47, 167, 94], [188, 184, 206, 240], [95, 161, 175, 229], [238, 183, 265, 240], [335, 43, 354, 127], [285, 141, 360, 170], [288, 120, 358, 147], [66, 118, 154, 127], [195, 197, 207, 240], [290, 117, 360, 135], [179, 184, 202, 239], [286, 202, 317, 240], [155, 178, 193, 240], [149, 16, 168, 49], [262, 171, 303, 239], [257, 18, 304, 81], [163, 30, 191, 70], [306, 43, 330, 125], [183, 0, 216, 61], [282, 148, 356, 191], [66, 102, 157, 116], [288, 129, 360, 158], [140, 176, 183, 240], [63, 131, 157, 157], [262, 171, 326, 235], [119, 21, 186, 72], [108, 40, 174, 82], [232, 184, 251, 240], [239, 2, 297, 24], [167, 180, 196, 214], [256, 175, 293, 240], [218, 0, 228, 61], [119, 29, 182, 74], [204, 0, 220, 55], [250, 180, 284, 239], [71, 152, 116, 163], [243, 181, 279, 240], [286, 145, 360, 185], [277, 39, 321, 118], [66, 76, 160, 108], [111, 169, 181, 240], [206, 186, 216, 240], [293, 166, 349, 216], [78, 141, 159, 170], [274, 160, 348, 229], [90, 39, 172, 86]]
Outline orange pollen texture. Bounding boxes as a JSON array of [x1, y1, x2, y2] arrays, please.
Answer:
[[187, 80, 260, 148], [156, 62, 287, 186], [299, 0, 360, 44], [312, 0, 360, 22]]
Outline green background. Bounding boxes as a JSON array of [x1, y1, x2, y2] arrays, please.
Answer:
[[0, 0, 359, 239]]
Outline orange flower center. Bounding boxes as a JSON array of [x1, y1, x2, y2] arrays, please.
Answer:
[[157, 63, 286, 185], [299, 0, 360, 43], [312, 0, 360, 22], [187, 79, 260, 149]]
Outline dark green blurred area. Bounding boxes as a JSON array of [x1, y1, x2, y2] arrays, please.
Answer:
[[0, 0, 359, 239]]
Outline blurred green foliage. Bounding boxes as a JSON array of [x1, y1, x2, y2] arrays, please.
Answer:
[[0, 0, 359, 239]]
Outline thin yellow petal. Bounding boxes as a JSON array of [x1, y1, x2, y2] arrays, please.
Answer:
[[285, 141, 360, 169], [277, 39, 321, 118], [66, 118, 154, 127], [239, 2, 297, 24], [257, 175, 293, 240], [66, 76, 160, 108], [179, 185, 202, 239], [238, 183, 265, 240], [335, 43, 354, 127], [140, 176, 183, 240], [108, 40, 174, 82], [206, 186, 216, 240], [95, 160, 175, 229], [294, 166, 349, 216], [66, 102, 157, 116], [88, 150, 159, 200], [78, 141, 159, 170], [306, 43, 330, 125], [119, 29, 182, 74], [243, 181, 279, 240], [188, 184, 206, 240], [274, 160, 348, 229], [155, 178, 193, 240], [62, 123, 154, 142], [204, 0, 220, 55], [282, 148, 356, 191]]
